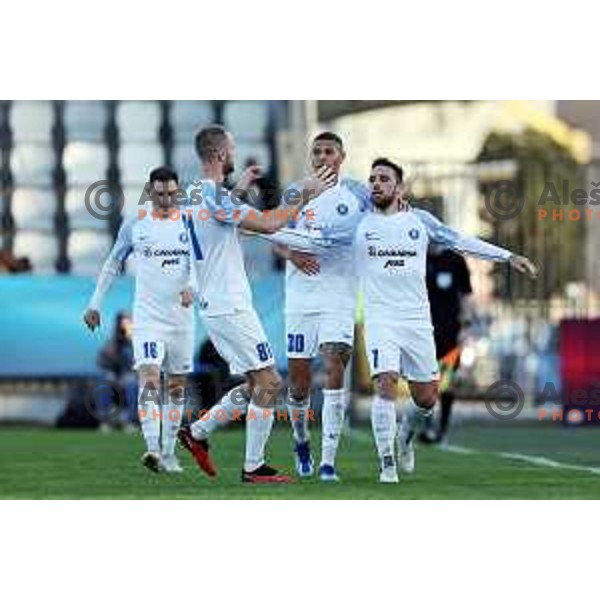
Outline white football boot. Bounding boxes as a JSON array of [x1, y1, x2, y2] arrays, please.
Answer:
[[160, 454, 184, 473]]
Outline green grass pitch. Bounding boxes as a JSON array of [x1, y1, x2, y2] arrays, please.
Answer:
[[1, 421, 599, 499]]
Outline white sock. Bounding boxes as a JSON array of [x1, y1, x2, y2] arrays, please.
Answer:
[[244, 401, 274, 472], [287, 394, 310, 443], [402, 397, 434, 443], [162, 384, 185, 457], [321, 388, 347, 467], [138, 385, 161, 454], [191, 385, 249, 440], [371, 396, 397, 468]]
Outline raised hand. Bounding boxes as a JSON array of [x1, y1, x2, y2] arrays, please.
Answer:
[[301, 166, 337, 202]]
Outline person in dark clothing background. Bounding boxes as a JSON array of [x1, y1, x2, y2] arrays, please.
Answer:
[[96, 311, 138, 432], [194, 338, 232, 411], [420, 245, 474, 444], [242, 157, 280, 211]]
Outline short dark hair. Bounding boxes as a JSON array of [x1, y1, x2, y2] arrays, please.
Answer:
[[195, 124, 228, 162], [149, 165, 178, 184], [371, 157, 404, 183], [313, 131, 344, 150]]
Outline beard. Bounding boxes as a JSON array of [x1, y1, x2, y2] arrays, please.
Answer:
[[372, 194, 396, 211], [157, 196, 172, 209], [223, 158, 235, 176]]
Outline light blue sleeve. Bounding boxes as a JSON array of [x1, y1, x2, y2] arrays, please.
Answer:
[[104, 217, 134, 270], [279, 181, 306, 229], [88, 218, 134, 309], [414, 209, 512, 262], [191, 180, 253, 226], [256, 227, 336, 255]]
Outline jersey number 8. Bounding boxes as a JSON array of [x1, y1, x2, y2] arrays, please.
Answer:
[[256, 342, 273, 362]]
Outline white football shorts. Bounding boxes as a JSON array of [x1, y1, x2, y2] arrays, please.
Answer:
[[133, 328, 194, 374], [286, 311, 355, 359], [203, 309, 275, 375], [364, 319, 439, 383]]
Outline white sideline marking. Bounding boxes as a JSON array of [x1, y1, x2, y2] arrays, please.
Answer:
[[443, 445, 476, 455], [347, 430, 600, 476], [446, 445, 600, 476]]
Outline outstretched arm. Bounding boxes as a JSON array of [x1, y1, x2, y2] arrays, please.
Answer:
[[84, 220, 134, 330], [272, 243, 320, 276], [238, 166, 337, 234], [416, 209, 538, 278], [252, 227, 333, 277], [255, 227, 335, 254]]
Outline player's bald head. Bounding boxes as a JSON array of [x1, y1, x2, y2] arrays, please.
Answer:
[[195, 125, 230, 162], [195, 124, 235, 175]]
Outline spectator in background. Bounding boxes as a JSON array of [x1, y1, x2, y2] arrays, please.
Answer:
[[96, 312, 138, 433], [191, 338, 241, 413], [243, 157, 280, 210], [420, 245, 474, 445], [0, 250, 31, 274], [240, 157, 285, 272]]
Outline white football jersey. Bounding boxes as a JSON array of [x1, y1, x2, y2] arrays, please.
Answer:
[[185, 179, 255, 317], [89, 216, 193, 333], [283, 177, 371, 315], [354, 208, 512, 323]]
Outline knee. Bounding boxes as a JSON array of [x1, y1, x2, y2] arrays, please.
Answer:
[[325, 357, 344, 378], [374, 374, 398, 401], [323, 355, 346, 387], [289, 366, 311, 400], [267, 370, 283, 395], [167, 375, 187, 393], [253, 368, 283, 401], [290, 379, 310, 400], [138, 366, 161, 396], [167, 375, 187, 407], [413, 387, 438, 410]]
